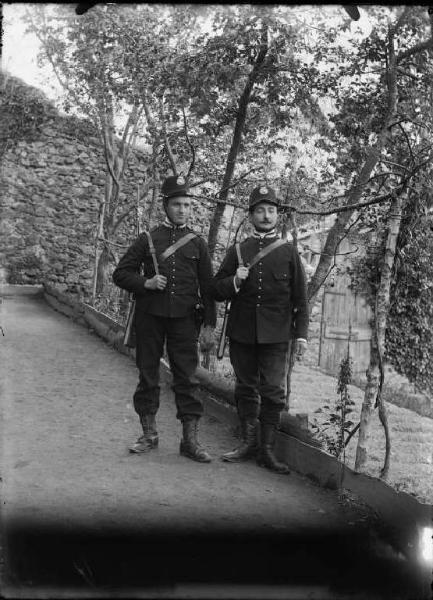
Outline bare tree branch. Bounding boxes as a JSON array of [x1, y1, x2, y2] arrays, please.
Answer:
[[101, 125, 120, 189], [379, 157, 410, 171], [112, 204, 136, 232], [181, 106, 196, 178], [97, 237, 128, 248], [160, 97, 177, 175], [396, 66, 419, 81], [397, 123, 415, 164]]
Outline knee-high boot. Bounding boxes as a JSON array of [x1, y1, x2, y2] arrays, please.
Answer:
[[180, 416, 212, 463], [221, 418, 258, 462], [257, 423, 290, 474], [129, 414, 158, 453]]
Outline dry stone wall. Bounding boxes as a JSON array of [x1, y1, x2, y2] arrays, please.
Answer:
[[0, 76, 322, 368], [0, 76, 212, 297]]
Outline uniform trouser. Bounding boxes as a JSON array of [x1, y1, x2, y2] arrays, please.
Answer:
[[229, 339, 289, 426], [133, 310, 203, 420]]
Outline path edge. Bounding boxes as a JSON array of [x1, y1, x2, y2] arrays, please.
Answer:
[[35, 283, 433, 565]]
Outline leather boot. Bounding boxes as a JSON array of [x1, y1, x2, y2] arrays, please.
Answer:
[[180, 416, 212, 463], [129, 414, 158, 453], [257, 423, 290, 474], [221, 418, 258, 462]]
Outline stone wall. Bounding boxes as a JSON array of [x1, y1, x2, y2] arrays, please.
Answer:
[[0, 75, 213, 297], [0, 75, 337, 371]]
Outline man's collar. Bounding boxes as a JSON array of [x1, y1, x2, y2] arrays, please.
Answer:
[[163, 218, 187, 230], [252, 227, 279, 239]]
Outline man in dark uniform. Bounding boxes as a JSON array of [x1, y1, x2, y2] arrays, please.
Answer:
[[210, 185, 308, 473], [112, 175, 216, 462]]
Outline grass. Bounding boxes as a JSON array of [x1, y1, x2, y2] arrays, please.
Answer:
[[204, 350, 433, 504]]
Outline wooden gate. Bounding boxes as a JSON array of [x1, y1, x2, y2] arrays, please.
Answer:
[[318, 273, 372, 375]]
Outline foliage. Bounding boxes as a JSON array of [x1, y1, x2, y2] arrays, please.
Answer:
[[7, 254, 45, 284], [117, 5, 334, 211], [346, 233, 386, 306], [347, 170, 433, 397], [386, 209, 433, 396], [18, 5, 433, 343], [0, 72, 52, 156], [311, 354, 355, 459]]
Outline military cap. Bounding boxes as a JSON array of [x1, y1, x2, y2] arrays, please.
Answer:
[[249, 185, 279, 211], [161, 175, 193, 199]]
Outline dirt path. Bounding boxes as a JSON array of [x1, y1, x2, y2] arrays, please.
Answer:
[[0, 293, 427, 598]]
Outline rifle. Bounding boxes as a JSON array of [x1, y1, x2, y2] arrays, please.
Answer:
[[216, 299, 230, 359], [123, 228, 159, 348], [216, 217, 247, 360], [123, 185, 159, 348], [123, 192, 141, 348]]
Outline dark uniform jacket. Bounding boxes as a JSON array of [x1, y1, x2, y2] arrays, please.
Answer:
[[112, 224, 216, 327], [210, 236, 309, 344]]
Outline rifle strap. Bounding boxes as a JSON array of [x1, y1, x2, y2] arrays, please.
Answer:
[[235, 242, 244, 267], [159, 232, 196, 262], [247, 238, 287, 269], [143, 230, 159, 275]]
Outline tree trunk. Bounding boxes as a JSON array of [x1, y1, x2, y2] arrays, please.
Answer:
[[95, 244, 111, 296], [307, 26, 399, 311], [307, 148, 387, 310], [92, 166, 115, 301], [285, 340, 296, 409], [91, 181, 109, 303], [284, 212, 299, 408], [207, 29, 269, 257], [355, 194, 403, 473]]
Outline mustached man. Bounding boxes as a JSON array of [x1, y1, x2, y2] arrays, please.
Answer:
[[210, 185, 309, 473]]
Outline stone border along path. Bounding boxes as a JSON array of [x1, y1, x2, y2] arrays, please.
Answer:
[[0, 288, 430, 598], [289, 364, 433, 504], [204, 341, 433, 504]]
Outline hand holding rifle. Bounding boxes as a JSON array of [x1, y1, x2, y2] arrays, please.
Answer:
[[145, 274, 167, 290], [234, 266, 249, 288]]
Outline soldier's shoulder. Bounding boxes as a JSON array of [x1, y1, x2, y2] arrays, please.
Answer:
[[136, 231, 150, 243], [284, 241, 303, 258], [187, 225, 201, 236], [188, 227, 208, 244], [145, 225, 166, 240], [285, 240, 299, 251], [237, 235, 253, 246]]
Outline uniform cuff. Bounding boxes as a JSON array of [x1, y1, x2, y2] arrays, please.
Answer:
[[233, 276, 240, 293]]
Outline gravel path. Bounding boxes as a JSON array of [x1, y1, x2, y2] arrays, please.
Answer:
[[0, 293, 427, 598]]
